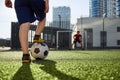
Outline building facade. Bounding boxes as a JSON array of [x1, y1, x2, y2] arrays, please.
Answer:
[[117, 0, 120, 17], [53, 6, 71, 29], [90, 0, 107, 17], [76, 17, 120, 49], [90, 0, 120, 18], [107, 0, 117, 18]]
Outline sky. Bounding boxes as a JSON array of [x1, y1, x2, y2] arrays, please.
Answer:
[[0, 0, 89, 39]]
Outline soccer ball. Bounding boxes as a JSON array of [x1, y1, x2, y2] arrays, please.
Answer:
[[31, 42, 49, 59]]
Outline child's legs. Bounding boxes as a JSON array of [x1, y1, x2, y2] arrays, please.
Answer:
[[19, 22, 30, 54], [30, 0, 46, 36], [71, 40, 76, 48]]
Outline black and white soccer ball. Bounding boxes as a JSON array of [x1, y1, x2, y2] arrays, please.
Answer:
[[31, 43, 49, 59]]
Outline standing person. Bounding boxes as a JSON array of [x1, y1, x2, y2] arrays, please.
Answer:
[[71, 31, 84, 49], [5, 0, 49, 63]]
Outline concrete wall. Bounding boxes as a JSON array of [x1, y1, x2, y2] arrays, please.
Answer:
[[77, 17, 120, 48]]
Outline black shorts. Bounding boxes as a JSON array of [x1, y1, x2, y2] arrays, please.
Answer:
[[73, 39, 82, 44], [15, 0, 46, 24]]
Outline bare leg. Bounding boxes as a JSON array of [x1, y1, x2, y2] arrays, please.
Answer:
[[19, 22, 30, 54], [35, 17, 46, 35], [71, 43, 74, 49], [80, 42, 84, 48]]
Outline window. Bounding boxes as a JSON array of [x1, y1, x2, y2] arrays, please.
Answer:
[[44, 34, 47, 41], [117, 27, 120, 32], [117, 40, 120, 45], [100, 31, 107, 47], [48, 34, 51, 41]]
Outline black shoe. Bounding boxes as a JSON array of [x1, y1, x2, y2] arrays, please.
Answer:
[[36, 58, 42, 60], [82, 48, 85, 50], [69, 48, 72, 50], [22, 54, 31, 63]]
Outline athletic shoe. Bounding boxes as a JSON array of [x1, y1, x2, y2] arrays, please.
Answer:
[[82, 48, 85, 50], [36, 58, 42, 60], [33, 38, 44, 43], [22, 54, 31, 63]]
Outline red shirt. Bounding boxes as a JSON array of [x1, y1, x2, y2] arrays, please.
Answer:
[[74, 34, 82, 40]]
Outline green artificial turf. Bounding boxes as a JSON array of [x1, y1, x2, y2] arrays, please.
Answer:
[[0, 50, 120, 80]]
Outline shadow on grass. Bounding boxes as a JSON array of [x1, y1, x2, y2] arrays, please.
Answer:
[[33, 60, 80, 80], [12, 63, 34, 80]]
